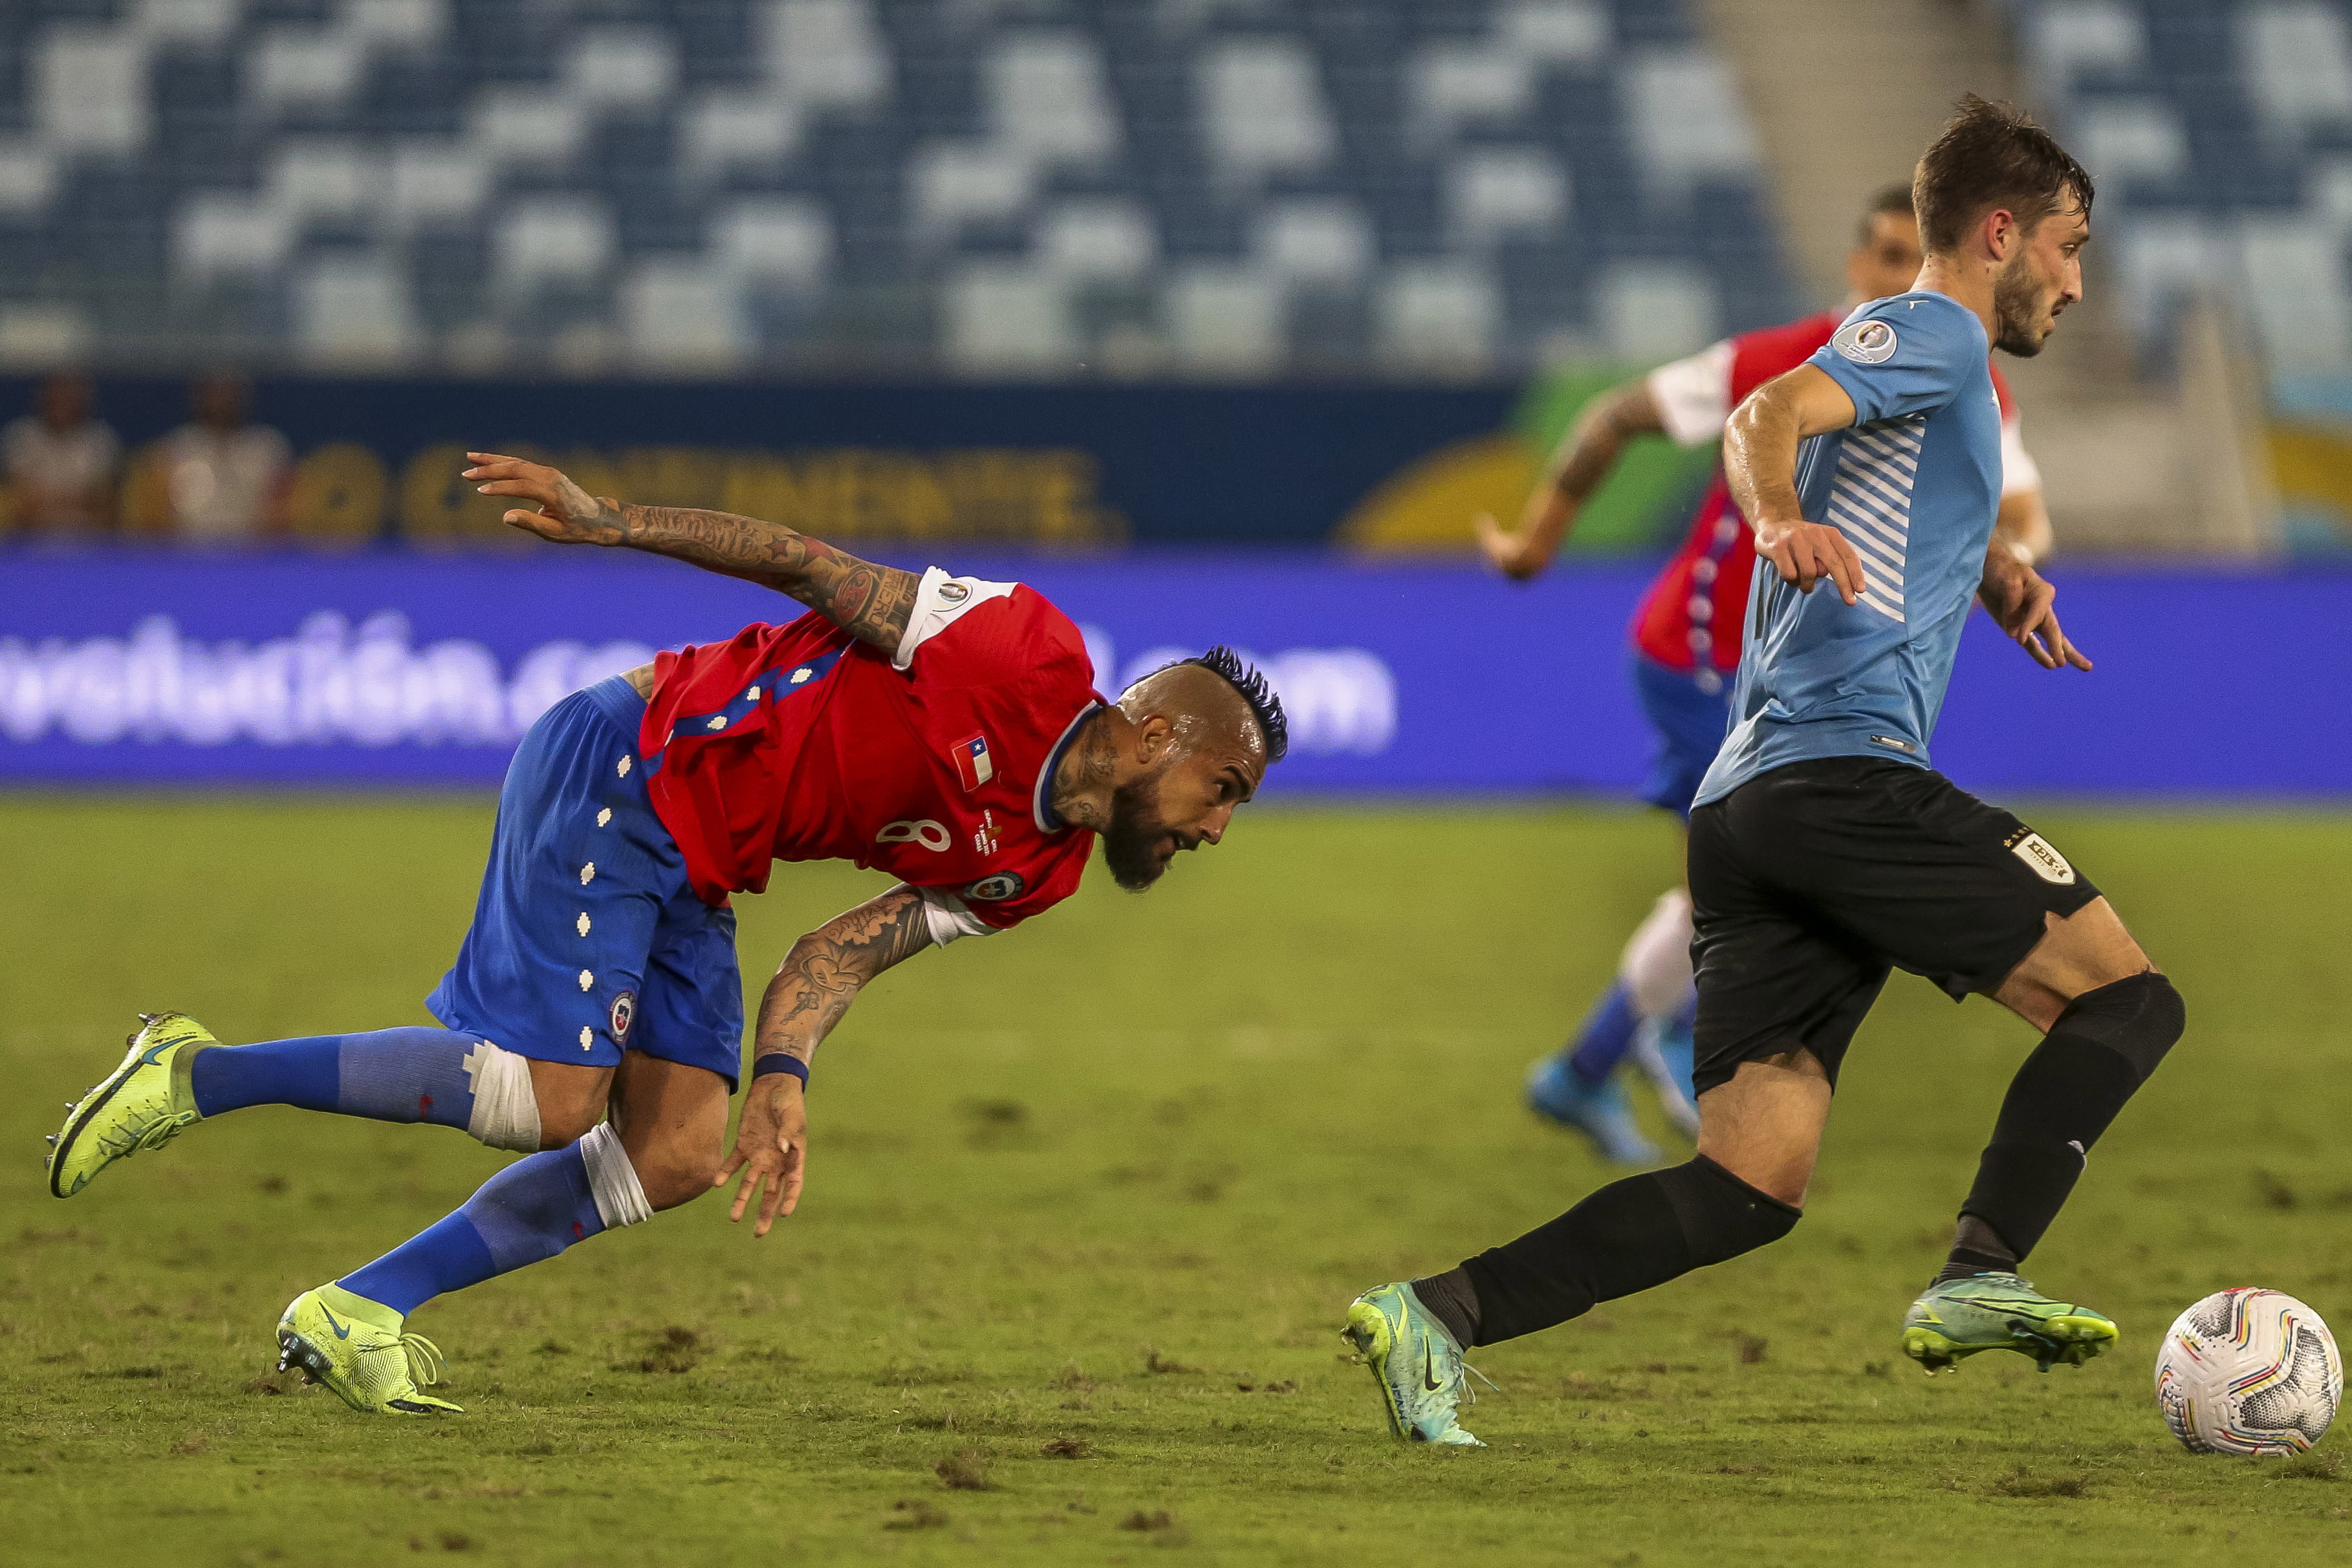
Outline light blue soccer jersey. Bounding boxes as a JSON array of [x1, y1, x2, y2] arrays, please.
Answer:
[[1692, 290, 2003, 809]]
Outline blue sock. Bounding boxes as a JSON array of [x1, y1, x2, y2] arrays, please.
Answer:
[[190, 1027, 485, 1129], [1564, 982, 1641, 1085], [338, 1144, 607, 1315]]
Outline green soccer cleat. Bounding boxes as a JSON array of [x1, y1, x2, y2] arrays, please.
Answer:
[[46, 1012, 218, 1199], [1342, 1282, 1487, 1447], [1900, 1271, 2118, 1375], [276, 1285, 463, 1415]]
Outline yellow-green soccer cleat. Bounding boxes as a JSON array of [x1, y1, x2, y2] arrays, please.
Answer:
[[46, 1012, 218, 1199], [276, 1285, 463, 1415], [1342, 1282, 1487, 1446], [1900, 1271, 2119, 1376]]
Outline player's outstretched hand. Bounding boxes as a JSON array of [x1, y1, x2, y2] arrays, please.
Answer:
[[716, 1073, 807, 1238], [1979, 552, 2093, 671], [461, 452, 627, 546], [1475, 511, 1547, 582], [1753, 516, 1864, 605]]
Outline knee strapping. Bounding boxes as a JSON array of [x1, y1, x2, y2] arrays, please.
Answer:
[[2049, 972, 2183, 1082], [1618, 887, 1696, 1020], [578, 1122, 652, 1228], [1656, 1156, 1802, 1269], [461, 1040, 543, 1152]]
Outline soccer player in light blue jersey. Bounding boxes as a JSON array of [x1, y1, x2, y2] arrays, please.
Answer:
[[1346, 97, 2185, 1446]]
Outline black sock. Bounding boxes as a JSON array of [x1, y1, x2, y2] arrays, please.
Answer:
[[1954, 972, 2183, 1275], [1408, 1269, 1481, 1348], [1452, 1157, 1800, 1346], [1934, 1214, 2020, 1284]]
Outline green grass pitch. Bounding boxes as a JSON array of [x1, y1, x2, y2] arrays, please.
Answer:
[[4, 796, 2351, 1566]]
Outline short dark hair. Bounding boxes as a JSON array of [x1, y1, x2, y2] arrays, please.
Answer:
[[1912, 94, 2093, 254], [1857, 183, 1916, 246], [1184, 646, 1288, 764]]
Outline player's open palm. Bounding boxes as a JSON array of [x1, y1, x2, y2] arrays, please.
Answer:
[[717, 1074, 807, 1237], [462, 452, 627, 547]]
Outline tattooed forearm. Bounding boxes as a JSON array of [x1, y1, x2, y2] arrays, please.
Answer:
[[752, 887, 935, 1067], [613, 503, 922, 652]]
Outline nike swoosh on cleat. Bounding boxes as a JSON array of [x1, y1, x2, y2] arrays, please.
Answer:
[[137, 1041, 172, 1069], [1422, 1347, 1442, 1392], [319, 1305, 354, 1340]]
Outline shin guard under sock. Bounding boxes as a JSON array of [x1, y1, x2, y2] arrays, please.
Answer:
[[189, 1027, 542, 1151], [1457, 1156, 1800, 1346], [1950, 972, 2184, 1273], [338, 1123, 651, 1315]]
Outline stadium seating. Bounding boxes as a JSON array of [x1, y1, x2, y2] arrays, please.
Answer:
[[0, 0, 1798, 376], [2009, 0, 2352, 378]]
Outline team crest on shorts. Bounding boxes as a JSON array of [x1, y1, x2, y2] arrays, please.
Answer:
[[2005, 829, 2076, 886], [1833, 318, 1899, 364], [609, 990, 638, 1041], [964, 871, 1025, 902]]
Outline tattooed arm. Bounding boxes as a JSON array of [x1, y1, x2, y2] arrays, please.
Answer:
[[713, 886, 937, 1236], [461, 452, 921, 653]]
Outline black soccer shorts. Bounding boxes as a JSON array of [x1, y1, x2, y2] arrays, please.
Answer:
[[1686, 756, 2104, 1096]]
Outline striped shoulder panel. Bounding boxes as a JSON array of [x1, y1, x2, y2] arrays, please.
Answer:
[[1823, 415, 1924, 624]]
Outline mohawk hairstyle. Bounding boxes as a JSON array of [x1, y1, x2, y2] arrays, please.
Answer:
[[1181, 646, 1289, 764]]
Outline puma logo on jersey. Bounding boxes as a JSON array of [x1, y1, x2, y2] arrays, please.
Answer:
[[876, 820, 952, 851]]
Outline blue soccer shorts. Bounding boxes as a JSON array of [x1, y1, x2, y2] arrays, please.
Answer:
[[1631, 652, 1736, 820], [426, 677, 745, 1089]]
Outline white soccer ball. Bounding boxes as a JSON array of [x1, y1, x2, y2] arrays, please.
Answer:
[[2154, 1289, 2342, 1455]]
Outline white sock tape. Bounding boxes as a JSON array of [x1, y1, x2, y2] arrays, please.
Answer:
[[578, 1121, 653, 1229], [461, 1040, 543, 1153], [1618, 886, 1697, 1021]]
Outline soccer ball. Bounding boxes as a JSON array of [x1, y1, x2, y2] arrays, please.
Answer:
[[2154, 1289, 2342, 1455]]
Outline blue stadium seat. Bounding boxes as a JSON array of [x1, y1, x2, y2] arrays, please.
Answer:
[[0, 0, 1798, 375]]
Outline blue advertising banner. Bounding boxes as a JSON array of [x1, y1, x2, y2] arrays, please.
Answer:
[[1, 551, 2347, 796]]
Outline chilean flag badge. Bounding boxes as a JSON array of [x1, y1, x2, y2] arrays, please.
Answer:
[[951, 733, 995, 792]]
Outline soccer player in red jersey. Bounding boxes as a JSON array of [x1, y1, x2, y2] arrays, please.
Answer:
[[46, 455, 1286, 1415], [1478, 188, 2053, 1164]]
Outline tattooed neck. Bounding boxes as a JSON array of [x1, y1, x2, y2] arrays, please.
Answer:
[[1049, 710, 1118, 832]]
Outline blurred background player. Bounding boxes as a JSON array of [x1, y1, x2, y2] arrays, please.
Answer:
[[45, 453, 1285, 1417], [1, 372, 120, 541], [1477, 185, 2055, 1166]]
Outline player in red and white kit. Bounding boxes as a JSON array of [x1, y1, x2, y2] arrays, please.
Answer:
[[1477, 187, 2053, 1164], [47, 453, 1284, 1416]]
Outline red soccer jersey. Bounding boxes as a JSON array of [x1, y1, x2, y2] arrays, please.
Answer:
[[1631, 309, 2023, 679], [639, 570, 1104, 933]]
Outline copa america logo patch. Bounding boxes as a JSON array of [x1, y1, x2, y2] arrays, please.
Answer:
[[964, 872, 1026, 902], [1833, 319, 1899, 364], [609, 990, 637, 1041]]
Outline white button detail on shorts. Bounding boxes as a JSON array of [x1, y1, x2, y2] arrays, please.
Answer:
[[578, 1027, 593, 1051], [578, 969, 594, 992], [745, 687, 760, 701], [1686, 595, 1712, 622], [1688, 627, 1712, 652], [790, 667, 812, 684], [1696, 668, 1723, 695], [616, 756, 632, 778], [1714, 518, 1739, 543], [706, 715, 727, 730], [580, 862, 596, 886], [596, 807, 611, 827], [576, 912, 591, 937], [1693, 557, 1717, 585]]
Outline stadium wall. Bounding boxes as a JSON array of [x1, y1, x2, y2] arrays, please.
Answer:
[[1, 552, 2345, 798]]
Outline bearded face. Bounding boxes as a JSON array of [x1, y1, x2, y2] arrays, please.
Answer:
[[1100, 772, 1180, 891], [1992, 244, 2057, 356]]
